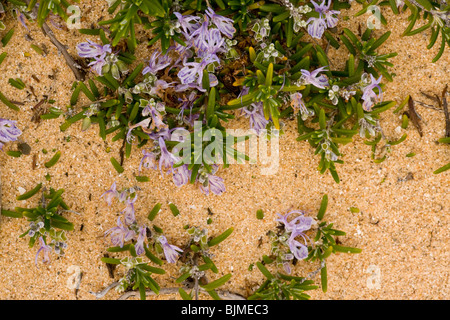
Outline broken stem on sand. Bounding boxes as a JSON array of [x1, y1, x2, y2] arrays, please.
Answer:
[[89, 282, 246, 300], [439, 85, 450, 138], [40, 22, 86, 81]]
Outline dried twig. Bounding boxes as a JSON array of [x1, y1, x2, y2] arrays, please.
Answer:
[[31, 99, 47, 123], [415, 100, 444, 112], [420, 91, 440, 102], [40, 22, 86, 81], [419, 85, 450, 137], [439, 85, 450, 137], [408, 97, 423, 137]]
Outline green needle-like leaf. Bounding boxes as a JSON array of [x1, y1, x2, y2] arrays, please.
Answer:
[[207, 227, 234, 247], [200, 274, 232, 291]]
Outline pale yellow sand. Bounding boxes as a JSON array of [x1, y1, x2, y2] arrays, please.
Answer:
[[0, 1, 448, 300]]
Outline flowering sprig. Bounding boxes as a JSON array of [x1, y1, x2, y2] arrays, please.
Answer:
[[99, 186, 185, 300], [270, 210, 315, 274], [1, 185, 74, 266], [67, 2, 401, 186], [77, 39, 130, 80], [250, 195, 361, 298], [66, 14, 246, 194], [258, 0, 350, 44], [101, 184, 182, 263]]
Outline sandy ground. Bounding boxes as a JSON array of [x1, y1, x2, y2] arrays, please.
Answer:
[[0, 1, 448, 300]]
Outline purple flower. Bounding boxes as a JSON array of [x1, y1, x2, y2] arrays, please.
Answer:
[[300, 67, 329, 89], [313, 0, 340, 27], [190, 18, 210, 50], [77, 40, 111, 59], [241, 102, 269, 134], [149, 80, 174, 97], [276, 210, 313, 233], [0, 119, 22, 150], [142, 102, 168, 132], [126, 118, 151, 143], [135, 226, 147, 256], [172, 42, 194, 67], [325, 9, 340, 28], [88, 57, 107, 76], [290, 93, 306, 113], [198, 166, 226, 196], [205, 7, 236, 39], [35, 237, 52, 266], [200, 176, 226, 196], [276, 211, 314, 260], [306, 17, 327, 39], [203, 175, 226, 195], [290, 93, 314, 119], [307, 0, 340, 39], [174, 12, 201, 35], [172, 164, 191, 187], [177, 91, 198, 122], [104, 217, 136, 248], [122, 195, 137, 225], [139, 150, 158, 172], [13, 8, 29, 31], [177, 62, 202, 85], [158, 137, 178, 175], [77, 40, 113, 76], [283, 262, 292, 274], [361, 74, 383, 111], [288, 232, 309, 260], [148, 127, 172, 141], [142, 50, 172, 75], [177, 54, 219, 89], [200, 28, 225, 59], [101, 181, 119, 206], [174, 14, 226, 91], [157, 235, 183, 264], [118, 190, 128, 203]]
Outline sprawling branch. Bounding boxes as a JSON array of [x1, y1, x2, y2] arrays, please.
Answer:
[[89, 282, 246, 300], [40, 22, 86, 81]]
